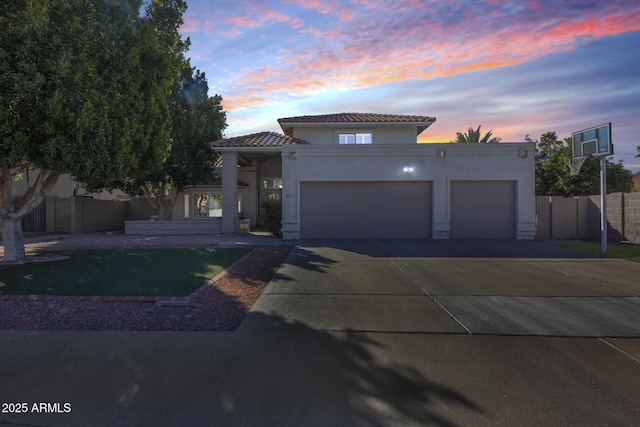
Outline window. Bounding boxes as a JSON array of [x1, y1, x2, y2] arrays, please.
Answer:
[[339, 133, 372, 144], [193, 193, 222, 218], [191, 193, 243, 218], [262, 178, 283, 189], [261, 178, 282, 203]]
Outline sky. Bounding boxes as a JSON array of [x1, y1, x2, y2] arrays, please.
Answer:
[[180, 0, 640, 172]]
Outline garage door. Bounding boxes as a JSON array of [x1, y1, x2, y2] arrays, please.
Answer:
[[450, 181, 515, 238], [300, 181, 432, 239]]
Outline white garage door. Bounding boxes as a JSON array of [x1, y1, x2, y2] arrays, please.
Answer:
[[300, 181, 432, 239], [450, 181, 515, 238]]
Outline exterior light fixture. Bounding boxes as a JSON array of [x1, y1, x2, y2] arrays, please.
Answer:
[[438, 149, 446, 158], [403, 166, 413, 174], [519, 148, 528, 158], [289, 151, 297, 160]]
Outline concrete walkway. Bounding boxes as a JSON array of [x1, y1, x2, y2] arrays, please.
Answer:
[[1, 239, 639, 426]]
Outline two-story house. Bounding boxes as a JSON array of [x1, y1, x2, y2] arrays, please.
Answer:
[[209, 113, 536, 240]]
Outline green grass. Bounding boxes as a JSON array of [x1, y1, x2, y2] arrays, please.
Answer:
[[560, 243, 640, 263], [0, 248, 250, 296]]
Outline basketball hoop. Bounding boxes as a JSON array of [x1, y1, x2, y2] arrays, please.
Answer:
[[564, 155, 590, 176]]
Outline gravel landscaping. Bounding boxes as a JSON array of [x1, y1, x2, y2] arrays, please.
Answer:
[[0, 233, 292, 331]]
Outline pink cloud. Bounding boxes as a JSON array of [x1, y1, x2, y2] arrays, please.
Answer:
[[226, 15, 258, 28], [282, 0, 336, 15], [207, 0, 640, 113]]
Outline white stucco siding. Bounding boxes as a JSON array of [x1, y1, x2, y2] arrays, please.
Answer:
[[373, 126, 418, 145], [291, 127, 334, 145], [238, 168, 257, 225], [290, 124, 419, 145], [259, 155, 283, 177], [281, 143, 536, 240]]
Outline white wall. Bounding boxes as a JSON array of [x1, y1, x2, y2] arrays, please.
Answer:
[[290, 125, 419, 145], [281, 143, 536, 240]]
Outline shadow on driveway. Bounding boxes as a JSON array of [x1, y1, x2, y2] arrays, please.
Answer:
[[0, 313, 486, 426], [296, 238, 606, 259]]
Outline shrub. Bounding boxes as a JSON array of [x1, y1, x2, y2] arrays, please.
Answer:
[[261, 199, 282, 237]]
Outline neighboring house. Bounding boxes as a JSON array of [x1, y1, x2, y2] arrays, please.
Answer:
[[212, 113, 536, 240]]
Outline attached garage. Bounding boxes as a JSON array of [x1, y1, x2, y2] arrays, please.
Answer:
[[300, 181, 432, 239], [450, 181, 516, 238]]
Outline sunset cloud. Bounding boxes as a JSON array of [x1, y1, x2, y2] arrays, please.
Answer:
[[182, 0, 640, 171]]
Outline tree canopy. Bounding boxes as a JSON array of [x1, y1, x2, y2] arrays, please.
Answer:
[[454, 125, 502, 143], [532, 132, 634, 196], [0, 0, 188, 262], [118, 65, 227, 220]]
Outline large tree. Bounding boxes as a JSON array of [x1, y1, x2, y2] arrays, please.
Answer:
[[0, 0, 186, 262], [454, 125, 502, 143], [531, 132, 634, 196], [119, 65, 227, 220]]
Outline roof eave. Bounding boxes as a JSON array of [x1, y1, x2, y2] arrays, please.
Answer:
[[417, 122, 436, 135], [280, 120, 436, 136], [212, 146, 284, 152]]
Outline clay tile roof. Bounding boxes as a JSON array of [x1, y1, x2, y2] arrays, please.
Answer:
[[278, 112, 436, 136], [277, 112, 436, 124], [210, 131, 310, 148]]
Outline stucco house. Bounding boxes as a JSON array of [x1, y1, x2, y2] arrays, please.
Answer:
[[207, 113, 536, 240], [20, 112, 535, 238]]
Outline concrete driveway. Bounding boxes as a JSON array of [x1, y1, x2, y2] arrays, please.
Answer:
[[240, 239, 640, 337], [1, 239, 640, 426]]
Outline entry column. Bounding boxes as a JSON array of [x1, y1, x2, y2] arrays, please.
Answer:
[[221, 152, 238, 234]]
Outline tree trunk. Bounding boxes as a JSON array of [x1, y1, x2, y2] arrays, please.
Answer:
[[0, 163, 59, 264], [1, 218, 26, 263], [144, 182, 178, 221], [165, 190, 180, 220], [157, 202, 166, 222]]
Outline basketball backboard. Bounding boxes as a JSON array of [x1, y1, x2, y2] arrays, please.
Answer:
[[571, 123, 612, 157]]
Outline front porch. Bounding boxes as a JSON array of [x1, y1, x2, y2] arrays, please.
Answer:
[[211, 132, 308, 234]]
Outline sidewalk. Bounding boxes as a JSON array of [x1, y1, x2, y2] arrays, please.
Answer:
[[3, 231, 289, 255]]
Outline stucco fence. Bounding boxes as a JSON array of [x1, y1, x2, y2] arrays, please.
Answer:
[[34, 196, 241, 235], [37, 196, 167, 234], [535, 192, 640, 243], [43, 197, 141, 233]]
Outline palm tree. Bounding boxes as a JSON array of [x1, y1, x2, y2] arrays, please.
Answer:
[[454, 125, 502, 143]]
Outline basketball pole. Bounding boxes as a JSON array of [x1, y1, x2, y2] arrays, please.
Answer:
[[600, 156, 607, 254]]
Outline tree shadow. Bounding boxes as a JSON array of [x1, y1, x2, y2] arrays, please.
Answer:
[[220, 245, 337, 285], [296, 238, 609, 259], [147, 312, 486, 426]]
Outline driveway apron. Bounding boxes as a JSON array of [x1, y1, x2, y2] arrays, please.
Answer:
[[239, 239, 466, 333], [239, 239, 640, 337]]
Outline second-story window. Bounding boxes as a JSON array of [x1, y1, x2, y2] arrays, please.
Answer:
[[339, 133, 372, 144]]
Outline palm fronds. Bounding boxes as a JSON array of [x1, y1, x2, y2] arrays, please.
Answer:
[[454, 125, 501, 143]]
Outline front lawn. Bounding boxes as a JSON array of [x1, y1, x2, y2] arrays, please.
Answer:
[[0, 248, 250, 296], [560, 243, 640, 263]]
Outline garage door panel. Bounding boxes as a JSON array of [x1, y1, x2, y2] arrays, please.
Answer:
[[450, 181, 515, 239], [301, 182, 431, 239]]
